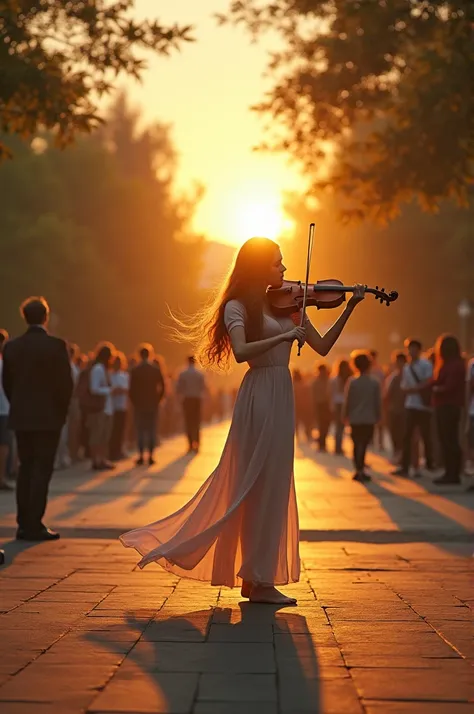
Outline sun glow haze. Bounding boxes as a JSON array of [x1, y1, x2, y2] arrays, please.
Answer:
[[225, 188, 288, 246], [126, 0, 304, 247]]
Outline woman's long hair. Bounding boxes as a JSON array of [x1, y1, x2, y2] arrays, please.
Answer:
[[434, 333, 463, 377], [172, 237, 279, 369]]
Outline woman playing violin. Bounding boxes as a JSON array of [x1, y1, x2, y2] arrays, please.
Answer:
[[121, 237, 366, 605]]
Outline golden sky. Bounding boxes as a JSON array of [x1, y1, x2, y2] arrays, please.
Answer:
[[126, 0, 304, 245]]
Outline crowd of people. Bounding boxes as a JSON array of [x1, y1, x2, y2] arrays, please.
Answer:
[[0, 296, 473, 541], [0, 298, 232, 501], [293, 341, 474, 485]]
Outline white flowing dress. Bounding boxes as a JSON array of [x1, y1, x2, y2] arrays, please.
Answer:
[[120, 300, 300, 587]]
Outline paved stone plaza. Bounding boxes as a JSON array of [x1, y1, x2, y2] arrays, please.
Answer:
[[0, 423, 473, 714]]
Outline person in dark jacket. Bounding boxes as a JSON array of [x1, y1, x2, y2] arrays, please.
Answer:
[[129, 343, 165, 466], [2, 297, 73, 540]]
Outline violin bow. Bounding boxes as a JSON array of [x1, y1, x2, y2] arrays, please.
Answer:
[[298, 222, 315, 356]]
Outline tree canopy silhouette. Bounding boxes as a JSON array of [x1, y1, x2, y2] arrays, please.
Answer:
[[222, 0, 473, 221], [0, 0, 193, 158], [0, 95, 204, 360]]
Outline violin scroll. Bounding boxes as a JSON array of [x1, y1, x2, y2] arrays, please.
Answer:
[[372, 286, 399, 306]]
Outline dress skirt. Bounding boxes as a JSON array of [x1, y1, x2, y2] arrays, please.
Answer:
[[120, 365, 300, 587]]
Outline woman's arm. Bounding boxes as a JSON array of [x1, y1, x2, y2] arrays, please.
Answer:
[[228, 324, 305, 364], [305, 306, 353, 357], [304, 286, 366, 357]]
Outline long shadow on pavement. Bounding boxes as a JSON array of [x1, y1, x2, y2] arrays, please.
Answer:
[[47, 452, 197, 524], [0, 539, 39, 570], [84, 604, 322, 712]]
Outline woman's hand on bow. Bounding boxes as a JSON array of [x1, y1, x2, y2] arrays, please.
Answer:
[[283, 326, 306, 347]]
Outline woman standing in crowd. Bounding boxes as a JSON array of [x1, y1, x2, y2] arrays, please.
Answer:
[[121, 237, 366, 604], [330, 359, 352, 455], [87, 342, 116, 471], [432, 334, 465, 485], [109, 352, 130, 461]]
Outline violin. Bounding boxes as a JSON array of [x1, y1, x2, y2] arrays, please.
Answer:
[[271, 223, 399, 356], [267, 279, 398, 318]]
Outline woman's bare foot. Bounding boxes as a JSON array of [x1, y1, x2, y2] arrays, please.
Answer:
[[241, 580, 252, 598], [249, 585, 297, 605]]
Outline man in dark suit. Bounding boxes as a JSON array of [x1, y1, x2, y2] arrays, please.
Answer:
[[2, 297, 73, 540], [129, 343, 165, 466]]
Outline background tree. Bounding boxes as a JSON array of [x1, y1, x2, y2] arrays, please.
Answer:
[[0, 96, 204, 364], [223, 0, 473, 221], [0, 0, 193, 158]]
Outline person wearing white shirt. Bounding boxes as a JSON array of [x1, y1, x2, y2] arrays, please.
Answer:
[[109, 352, 130, 460], [0, 329, 13, 490], [88, 342, 116, 471], [393, 338, 434, 478]]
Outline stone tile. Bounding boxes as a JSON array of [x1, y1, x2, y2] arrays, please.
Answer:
[[351, 667, 472, 701], [364, 704, 474, 714], [87, 608, 157, 618], [0, 663, 114, 703], [152, 610, 213, 630], [89, 672, 198, 713], [427, 622, 474, 657], [272, 615, 330, 633], [143, 626, 206, 643], [32, 590, 110, 603], [211, 603, 298, 625], [0, 629, 65, 650], [193, 704, 277, 714], [344, 655, 472, 670], [0, 579, 60, 591], [38, 639, 129, 664], [198, 673, 277, 702], [0, 704, 85, 714], [207, 624, 273, 642], [276, 647, 345, 667], [274, 631, 339, 653], [277, 658, 349, 679], [0, 651, 44, 675], [279, 677, 363, 713], [340, 641, 460, 657], [0, 613, 71, 631], [73, 621, 148, 634], [118, 641, 275, 673], [333, 629, 442, 643], [325, 607, 421, 621], [412, 607, 472, 620]]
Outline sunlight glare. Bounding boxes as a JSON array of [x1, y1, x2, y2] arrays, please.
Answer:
[[228, 189, 288, 246]]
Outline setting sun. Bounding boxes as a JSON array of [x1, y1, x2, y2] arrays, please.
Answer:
[[219, 187, 293, 246]]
